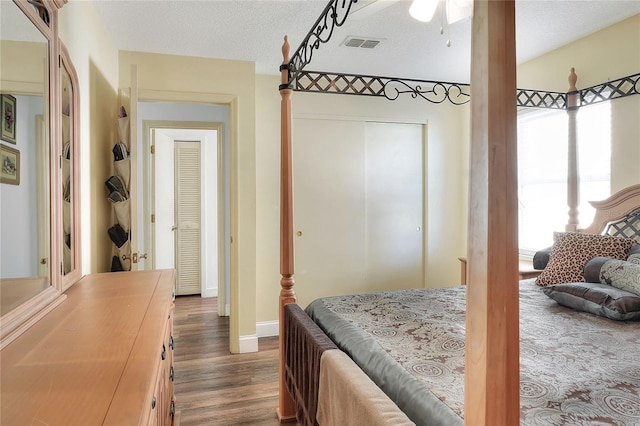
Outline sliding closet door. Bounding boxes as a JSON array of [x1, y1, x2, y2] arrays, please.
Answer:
[[364, 122, 424, 291], [293, 118, 425, 302], [293, 119, 367, 300]]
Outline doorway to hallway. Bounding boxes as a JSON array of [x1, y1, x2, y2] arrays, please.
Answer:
[[145, 122, 227, 300]]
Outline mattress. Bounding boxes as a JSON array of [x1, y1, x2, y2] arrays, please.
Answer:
[[305, 280, 640, 426]]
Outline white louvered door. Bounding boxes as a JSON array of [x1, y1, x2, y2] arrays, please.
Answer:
[[174, 141, 201, 295]]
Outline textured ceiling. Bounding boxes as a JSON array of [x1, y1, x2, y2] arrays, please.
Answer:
[[91, 0, 640, 83]]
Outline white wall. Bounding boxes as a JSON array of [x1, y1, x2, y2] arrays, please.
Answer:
[[0, 95, 43, 277]]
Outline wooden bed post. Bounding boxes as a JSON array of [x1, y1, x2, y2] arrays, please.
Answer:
[[466, 1, 520, 425], [566, 68, 580, 232], [277, 35, 298, 423]]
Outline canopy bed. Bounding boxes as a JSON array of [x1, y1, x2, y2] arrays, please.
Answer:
[[275, 1, 640, 425], [280, 181, 640, 426]]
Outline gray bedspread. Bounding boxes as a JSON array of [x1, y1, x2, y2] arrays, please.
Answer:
[[305, 280, 640, 426]]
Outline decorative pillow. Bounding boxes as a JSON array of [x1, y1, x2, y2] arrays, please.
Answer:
[[543, 282, 640, 321], [629, 243, 640, 264], [535, 232, 635, 286], [532, 246, 552, 270], [583, 257, 640, 296], [583, 257, 609, 283]]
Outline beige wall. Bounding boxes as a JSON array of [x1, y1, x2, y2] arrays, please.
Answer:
[[0, 40, 47, 93], [255, 75, 469, 322], [518, 13, 640, 197], [518, 15, 640, 91], [255, 75, 282, 323], [611, 95, 640, 191], [118, 51, 257, 353], [58, 1, 119, 275]]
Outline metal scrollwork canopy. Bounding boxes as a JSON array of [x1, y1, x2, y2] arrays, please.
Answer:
[[580, 72, 640, 106], [288, 0, 358, 86], [516, 89, 566, 109], [295, 70, 471, 104], [285, 0, 640, 109]]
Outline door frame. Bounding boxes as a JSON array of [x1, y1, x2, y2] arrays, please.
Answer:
[[131, 84, 240, 350], [143, 120, 226, 302]]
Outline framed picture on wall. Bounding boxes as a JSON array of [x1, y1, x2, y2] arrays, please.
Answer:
[[2, 94, 17, 144], [1, 144, 20, 185]]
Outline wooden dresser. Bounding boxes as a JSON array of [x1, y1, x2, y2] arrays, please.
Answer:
[[0, 270, 176, 426]]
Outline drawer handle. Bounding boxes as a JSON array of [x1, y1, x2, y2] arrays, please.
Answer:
[[170, 400, 176, 418], [169, 335, 174, 350], [170, 365, 174, 381], [161, 344, 166, 360], [152, 396, 156, 410]]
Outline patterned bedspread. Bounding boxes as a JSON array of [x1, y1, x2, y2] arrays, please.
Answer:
[[305, 280, 640, 426]]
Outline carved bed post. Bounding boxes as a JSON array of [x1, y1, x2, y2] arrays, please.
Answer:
[[277, 35, 297, 423], [466, 0, 520, 424], [566, 68, 580, 232]]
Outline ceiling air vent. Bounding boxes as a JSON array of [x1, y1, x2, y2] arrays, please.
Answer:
[[342, 36, 383, 49], [361, 39, 380, 49]]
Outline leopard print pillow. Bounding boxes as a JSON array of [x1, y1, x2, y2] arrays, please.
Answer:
[[535, 232, 635, 286]]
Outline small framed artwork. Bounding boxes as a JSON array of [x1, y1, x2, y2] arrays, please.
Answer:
[[1, 144, 20, 185], [2, 94, 17, 144]]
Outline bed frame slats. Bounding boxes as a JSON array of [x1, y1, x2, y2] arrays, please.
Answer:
[[283, 303, 337, 426]]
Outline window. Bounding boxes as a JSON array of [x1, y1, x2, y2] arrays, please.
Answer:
[[517, 102, 611, 255], [576, 102, 612, 226]]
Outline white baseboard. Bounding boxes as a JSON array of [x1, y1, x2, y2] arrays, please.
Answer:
[[256, 320, 279, 338], [238, 334, 258, 353]]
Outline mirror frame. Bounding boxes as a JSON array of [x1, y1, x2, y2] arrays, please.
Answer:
[[0, 0, 78, 349], [59, 42, 81, 291]]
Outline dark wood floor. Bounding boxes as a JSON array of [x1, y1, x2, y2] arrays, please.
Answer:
[[173, 295, 298, 426]]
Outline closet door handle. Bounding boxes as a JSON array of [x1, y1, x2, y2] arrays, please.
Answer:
[[161, 344, 166, 360]]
